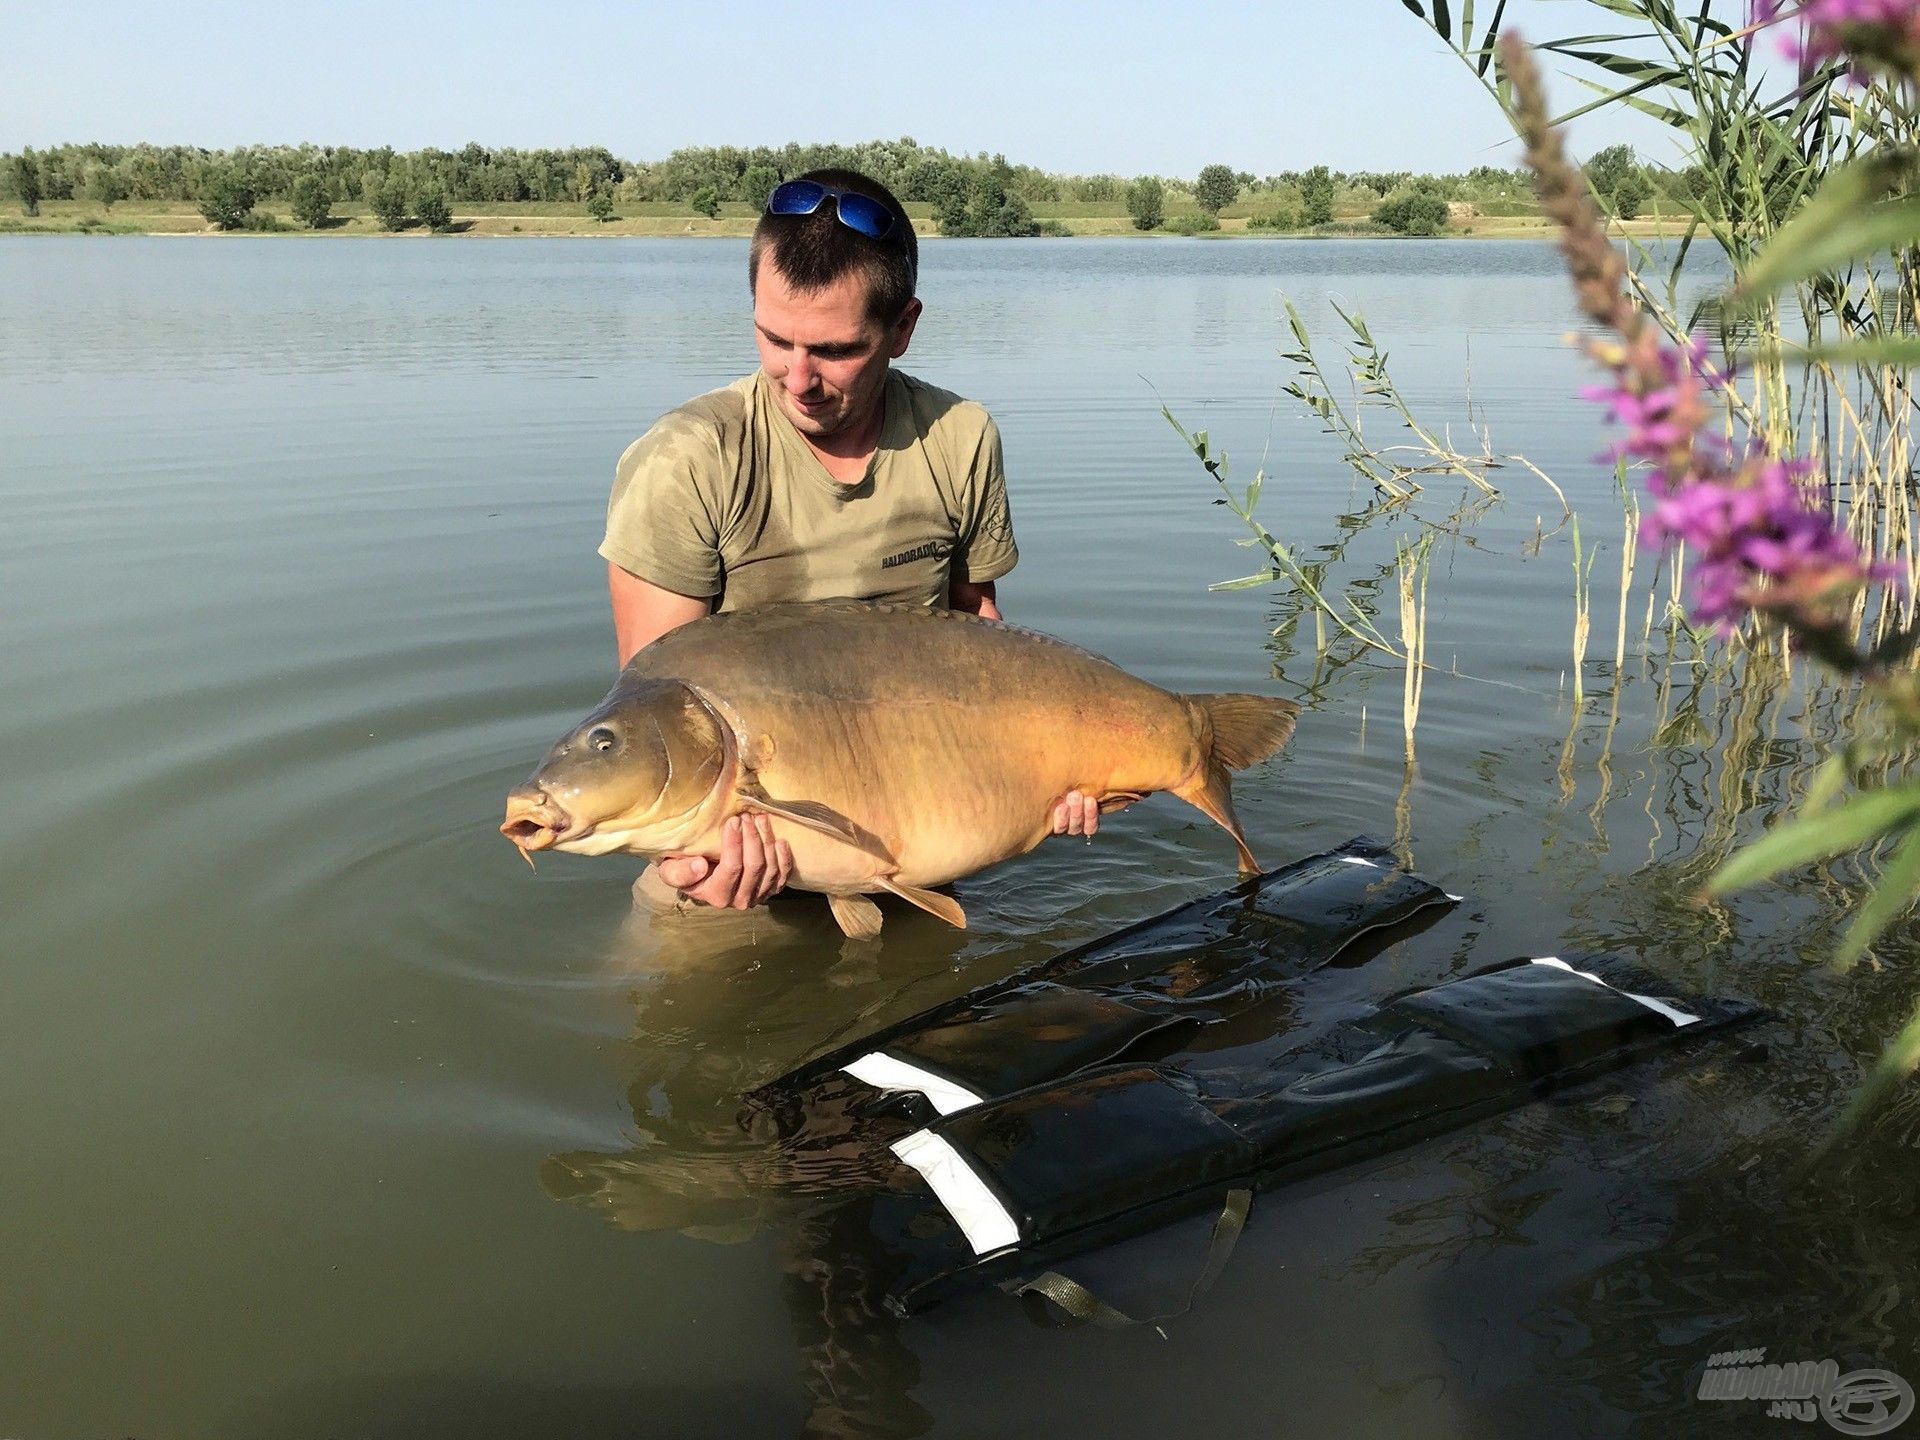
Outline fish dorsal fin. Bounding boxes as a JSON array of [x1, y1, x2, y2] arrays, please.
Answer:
[[876, 877, 968, 930], [827, 893, 884, 939], [738, 788, 895, 865]]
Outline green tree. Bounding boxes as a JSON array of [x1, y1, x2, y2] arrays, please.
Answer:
[[1194, 163, 1239, 214], [14, 151, 41, 216], [1299, 165, 1336, 226], [935, 190, 971, 235], [1612, 170, 1652, 221], [198, 170, 256, 230], [415, 184, 452, 231], [370, 175, 409, 230], [1584, 144, 1638, 201], [586, 189, 615, 222], [936, 170, 1038, 237], [290, 174, 332, 228], [1126, 176, 1164, 231], [84, 162, 127, 210], [1372, 190, 1450, 236], [740, 164, 779, 209], [689, 185, 720, 218]]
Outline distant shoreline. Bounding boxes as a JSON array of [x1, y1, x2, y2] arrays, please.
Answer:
[[0, 200, 1684, 243]]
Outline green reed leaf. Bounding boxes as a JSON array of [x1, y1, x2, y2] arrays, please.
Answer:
[[1789, 335, 1920, 368], [1833, 823, 1920, 972], [1707, 785, 1920, 896], [1803, 751, 1851, 816], [1734, 151, 1920, 302], [1471, 0, 1508, 75], [1210, 572, 1279, 592], [1833, 994, 1920, 1136], [1563, 73, 1694, 129]]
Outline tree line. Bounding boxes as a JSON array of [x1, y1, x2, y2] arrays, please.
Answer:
[[2, 137, 1687, 235]]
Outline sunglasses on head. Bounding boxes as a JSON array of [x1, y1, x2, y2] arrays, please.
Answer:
[[765, 179, 897, 241]]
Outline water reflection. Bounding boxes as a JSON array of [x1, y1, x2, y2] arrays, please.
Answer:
[[541, 896, 990, 1437]]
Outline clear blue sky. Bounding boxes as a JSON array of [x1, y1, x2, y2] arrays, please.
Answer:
[[1, 0, 1682, 173]]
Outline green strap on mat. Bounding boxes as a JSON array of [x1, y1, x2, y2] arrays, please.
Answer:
[[1007, 1187, 1253, 1330]]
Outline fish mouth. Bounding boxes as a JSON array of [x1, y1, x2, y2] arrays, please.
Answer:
[[500, 791, 576, 860]]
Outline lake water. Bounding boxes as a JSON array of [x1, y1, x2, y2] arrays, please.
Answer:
[[4, 235, 1917, 1438]]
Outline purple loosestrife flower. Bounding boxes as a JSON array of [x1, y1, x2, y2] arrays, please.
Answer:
[[1755, 0, 1920, 82], [1582, 334, 1884, 632], [1638, 453, 1883, 631], [1579, 334, 1728, 486]]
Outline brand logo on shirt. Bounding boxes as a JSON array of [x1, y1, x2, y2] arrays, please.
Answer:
[[881, 538, 954, 570]]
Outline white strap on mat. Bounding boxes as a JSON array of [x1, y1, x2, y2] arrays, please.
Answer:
[[842, 1051, 984, 1116], [1530, 956, 1699, 1028], [891, 1129, 1022, 1256]]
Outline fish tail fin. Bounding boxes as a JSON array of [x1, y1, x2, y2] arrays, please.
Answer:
[[1177, 693, 1298, 877], [1186, 693, 1301, 772], [1172, 761, 1261, 876]]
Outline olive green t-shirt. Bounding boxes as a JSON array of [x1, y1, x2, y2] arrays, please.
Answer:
[[600, 368, 1018, 611]]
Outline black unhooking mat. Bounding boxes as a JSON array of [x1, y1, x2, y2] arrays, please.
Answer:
[[746, 838, 1761, 1323]]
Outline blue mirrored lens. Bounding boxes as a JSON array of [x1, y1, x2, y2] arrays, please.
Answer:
[[767, 180, 826, 215], [835, 193, 894, 239]]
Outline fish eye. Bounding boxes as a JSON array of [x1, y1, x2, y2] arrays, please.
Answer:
[[588, 726, 618, 752]]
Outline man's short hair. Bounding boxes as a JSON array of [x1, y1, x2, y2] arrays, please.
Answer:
[[749, 168, 917, 324]]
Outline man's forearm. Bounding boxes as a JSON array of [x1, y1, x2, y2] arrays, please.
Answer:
[[609, 562, 712, 667]]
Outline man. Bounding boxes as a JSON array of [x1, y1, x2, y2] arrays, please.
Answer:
[[601, 167, 1101, 914]]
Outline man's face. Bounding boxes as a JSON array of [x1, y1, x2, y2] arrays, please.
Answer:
[[752, 254, 921, 443]]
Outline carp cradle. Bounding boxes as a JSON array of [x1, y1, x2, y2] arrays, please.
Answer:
[[749, 838, 1761, 1325]]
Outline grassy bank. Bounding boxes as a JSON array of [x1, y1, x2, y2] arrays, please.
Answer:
[[0, 197, 1686, 240]]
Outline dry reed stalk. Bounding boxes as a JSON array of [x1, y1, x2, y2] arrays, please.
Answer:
[[1397, 537, 1431, 764], [1617, 494, 1641, 679]]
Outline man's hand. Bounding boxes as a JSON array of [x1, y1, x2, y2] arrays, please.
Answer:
[[657, 814, 795, 910], [949, 577, 1002, 620], [1051, 790, 1102, 837]]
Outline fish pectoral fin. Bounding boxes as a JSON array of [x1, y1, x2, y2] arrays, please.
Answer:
[[738, 789, 895, 865], [827, 893, 884, 939], [1173, 762, 1262, 877], [876, 877, 967, 930], [1099, 790, 1146, 814]]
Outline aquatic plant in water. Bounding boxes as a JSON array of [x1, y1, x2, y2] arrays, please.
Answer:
[[1505, 17, 1920, 1115], [1505, 34, 1889, 637]]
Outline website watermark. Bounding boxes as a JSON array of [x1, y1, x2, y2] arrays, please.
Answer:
[[1698, 1348, 1914, 1434]]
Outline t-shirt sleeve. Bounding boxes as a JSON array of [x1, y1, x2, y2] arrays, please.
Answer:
[[953, 414, 1019, 584], [598, 414, 727, 599]]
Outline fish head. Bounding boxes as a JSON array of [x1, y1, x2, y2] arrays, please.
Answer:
[[501, 678, 729, 861]]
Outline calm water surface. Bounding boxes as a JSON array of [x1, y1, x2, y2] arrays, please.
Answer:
[[3, 236, 1916, 1438]]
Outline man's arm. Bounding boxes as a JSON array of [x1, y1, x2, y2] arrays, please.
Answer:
[[609, 563, 711, 668]]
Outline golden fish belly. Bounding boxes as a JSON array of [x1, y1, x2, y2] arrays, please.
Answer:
[[729, 687, 1203, 890]]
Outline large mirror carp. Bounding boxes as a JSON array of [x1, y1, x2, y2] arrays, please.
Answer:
[[501, 601, 1299, 937]]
